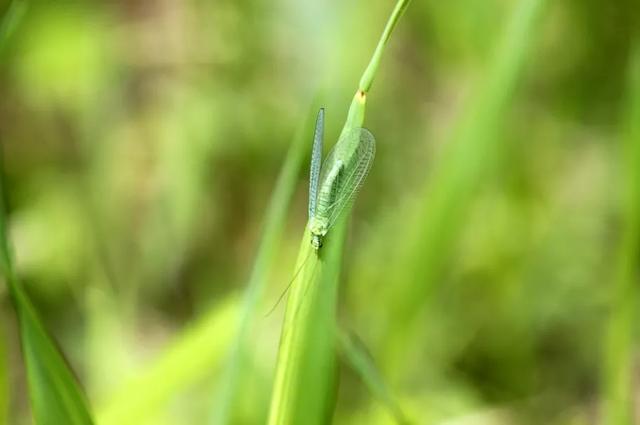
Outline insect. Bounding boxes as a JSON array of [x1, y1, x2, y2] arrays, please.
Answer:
[[307, 108, 376, 250], [265, 109, 375, 315]]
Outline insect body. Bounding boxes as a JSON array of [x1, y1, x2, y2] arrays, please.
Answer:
[[310, 158, 344, 248], [308, 109, 376, 250]]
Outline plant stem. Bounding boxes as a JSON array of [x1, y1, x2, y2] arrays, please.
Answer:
[[384, 0, 547, 373], [602, 41, 640, 425], [212, 101, 322, 424], [268, 0, 411, 423], [359, 0, 412, 94], [0, 0, 27, 55]]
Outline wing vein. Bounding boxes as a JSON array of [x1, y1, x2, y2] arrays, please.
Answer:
[[308, 108, 324, 219], [324, 128, 376, 228]]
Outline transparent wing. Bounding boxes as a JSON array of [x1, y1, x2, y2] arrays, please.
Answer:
[[324, 128, 376, 229], [308, 108, 324, 219]]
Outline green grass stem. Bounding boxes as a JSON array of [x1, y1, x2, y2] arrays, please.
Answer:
[[0, 325, 6, 425], [601, 41, 640, 425], [1, 166, 95, 425], [0, 0, 27, 55], [1, 3, 94, 424], [268, 1, 411, 423], [211, 101, 324, 424], [96, 297, 237, 425], [96, 104, 319, 425], [359, 0, 411, 94], [384, 0, 547, 369], [337, 329, 408, 424], [267, 222, 345, 425]]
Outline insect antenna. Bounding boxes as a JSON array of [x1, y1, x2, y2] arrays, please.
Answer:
[[292, 256, 320, 318], [264, 248, 313, 317], [266, 108, 325, 317]]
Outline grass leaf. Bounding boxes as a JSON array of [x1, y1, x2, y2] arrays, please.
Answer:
[[602, 40, 640, 425], [11, 285, 95, 425], [268, 1, 411, 423], [212, 100, 325, 424], [0, 0, 27, 54], [97, 103, 320, 425], [96, 297, 237, 425], [267, 221, 345, 425], [1, 162, 94, 425], [384, 0, 548, 367], [337, 329, 409, 424], [1, 2, 94, 424], [1, 154, 94, 425], [0, 325, 7, 425]]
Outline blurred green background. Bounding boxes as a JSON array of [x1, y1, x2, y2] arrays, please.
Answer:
[[1, 0, 639, 424]]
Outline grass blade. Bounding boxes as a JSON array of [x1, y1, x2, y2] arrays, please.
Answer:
[[337, 329, 408, 424], [1, 160, 94, 425], [358, 0, 412, 93], [96, 297, 237, 425], [0, 3, 24, 420], [0, 325, 6, 425], [97, 104, 319, 425], [0, 4, 14, 423], [10, 285, 95, 425], [384, 0, 547, 367], [267, 222, 345, 425], [268, 1, 411, 423], [0, 0, 27, 54], [601, 41, 640, 425], [211, 101, 324, 424], [1, 3, 94, 424]]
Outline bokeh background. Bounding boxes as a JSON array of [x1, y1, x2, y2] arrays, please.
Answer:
[[1, 0, 639, 424]]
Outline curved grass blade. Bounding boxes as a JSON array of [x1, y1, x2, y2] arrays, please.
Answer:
[[12, 286, 95, 425], [602, 41, 640, 425], [211, 102, 323, 424], [98, 102, 322, 425], [382, 0, 547, 372], [0, 173, 94, 425], [0, 3, 26, 421], [337, 329, 409, 425], [0, 0, 27, 54], [267, 227, 343, 425], [0, 325, 7, 425], [0, 3, 94, 424], [268, 0, 409, 422], [97, 296, 237, 425], [309, 108, 324, 220]]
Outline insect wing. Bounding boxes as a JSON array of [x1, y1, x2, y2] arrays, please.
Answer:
[[324, 128, 376, 228], [308, 108, 324, 219]]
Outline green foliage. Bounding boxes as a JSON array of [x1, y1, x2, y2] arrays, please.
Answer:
[[337, 329, 407, 424], [267, 229, 343, 425], [0, 0, 26, 54], [1, 2, 94, 424], [0, 325, 6, 425], [382, 0, 548, 372], [212, 101, 324, 424], [0, 0, 638, 423], [10, 284, 95, 425], [0, 144, 94, 425], [1, 148, 94, 425], [96, 297, 236, 425], [268, 1, 410, 423], [602, 41, 640, 425]]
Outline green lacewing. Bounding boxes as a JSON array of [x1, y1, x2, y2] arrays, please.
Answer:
[[266, 109, 376, 314], [308, 109, 376, 249]]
